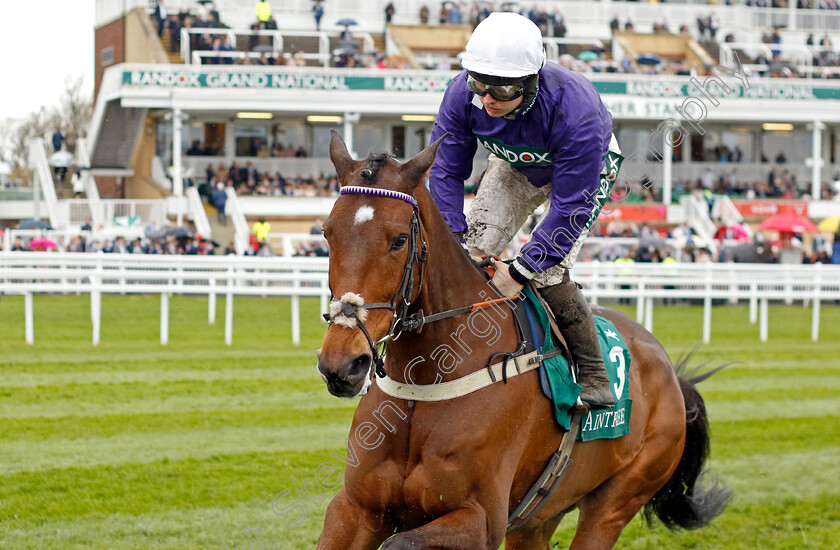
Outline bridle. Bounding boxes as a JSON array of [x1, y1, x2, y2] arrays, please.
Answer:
[[323, 185, 427, 378], [323, 185, 520, 379]]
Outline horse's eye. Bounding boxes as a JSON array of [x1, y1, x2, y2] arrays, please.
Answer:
[[391, 234, 409, 250]]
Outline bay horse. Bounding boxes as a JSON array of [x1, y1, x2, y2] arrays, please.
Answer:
[[315, 130, 729, 549]]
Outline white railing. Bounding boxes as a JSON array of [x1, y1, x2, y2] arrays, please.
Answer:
[[181, 28, 238, 63], [2, 253, 839, 347], [680, 193, 718, 248], [182, 28, 374, 66], [151, 156, 171, 191], [186, 186, 212, 237], [54, 200, 94, 228], [711, 195, 753, 239], [75, 139, 104, 228], [91, 199, 167, 229], [224, 186, 250, 255], [267, 232, 327, 257], [27, 140, 58, 225], [720, 42, 815, 78], [0, 252, 329, 346]]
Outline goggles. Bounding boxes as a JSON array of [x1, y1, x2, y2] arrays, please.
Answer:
[[466, 73, 525, 102]]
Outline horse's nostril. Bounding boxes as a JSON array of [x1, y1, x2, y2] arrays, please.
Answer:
[[349, 354, 372, 378]]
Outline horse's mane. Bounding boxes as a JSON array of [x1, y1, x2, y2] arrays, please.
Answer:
[[360, 152, 395, 185]]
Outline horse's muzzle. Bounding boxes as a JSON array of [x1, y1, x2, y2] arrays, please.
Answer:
[[317, 353, 372, 398]]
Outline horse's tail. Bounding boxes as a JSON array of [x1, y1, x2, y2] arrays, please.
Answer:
[[643, 357, 732, 530]]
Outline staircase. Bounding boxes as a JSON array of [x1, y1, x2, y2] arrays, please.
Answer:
[[373, 33, 386, 52], [204, 201, 237, 250], [159, 28, 184, 64]]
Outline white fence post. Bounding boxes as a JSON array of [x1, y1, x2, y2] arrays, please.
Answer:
[[90, 263, 102, 346], [292, 267, 301, 346], [749, 280, 758, 324], [644, 296, 653, 334], [225, 266, 234, 346], [760, 298, 769, 343], [160, 292, 169, 346], [208, 277, 216, 325], [702, 264, 712, 344], [636, 280, 645, 324], [24, 291, 34, 345], [812, 263, 821, 342], [590, 260, 599, 307]]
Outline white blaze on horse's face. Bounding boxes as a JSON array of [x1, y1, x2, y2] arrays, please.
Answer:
[[354, 205, 375, 226]]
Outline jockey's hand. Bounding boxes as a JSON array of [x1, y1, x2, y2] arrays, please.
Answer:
[[470, 254, 483, 263], [491, 261, 524, 298]]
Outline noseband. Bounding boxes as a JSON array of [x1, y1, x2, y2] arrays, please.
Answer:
[[323, 185, 427, 378]]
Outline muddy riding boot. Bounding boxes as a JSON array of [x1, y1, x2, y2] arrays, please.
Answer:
[[540, 278, 615, 410]]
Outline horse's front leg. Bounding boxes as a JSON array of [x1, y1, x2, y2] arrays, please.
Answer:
[[317, 488, 390, 550], [381, 503, 505, 550]]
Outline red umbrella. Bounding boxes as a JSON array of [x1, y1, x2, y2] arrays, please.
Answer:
[[758, 213, 817, 234], [714, 223, 750, 241], [29, 237, 58, 251]]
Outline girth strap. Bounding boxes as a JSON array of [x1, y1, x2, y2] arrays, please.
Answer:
[[375, 348, 544, 401], [506, 412, 583, 534]]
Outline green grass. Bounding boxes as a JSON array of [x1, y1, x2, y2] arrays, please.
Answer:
[[1, 295, 839, 549]]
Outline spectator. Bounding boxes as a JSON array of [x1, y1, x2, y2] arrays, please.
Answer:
[[552, 10, 566, 40], [154, 0, 167, 37], [51, 128, 64, 153], [448, 2, 463, 24], [212, 182, 228, 225], [775, 150, 787, 163], [312, 0, 324, 31], [310, 217, 324, 235], [385, 2, 395, 33], [256, 1, 271, 28], [167, 15, 181, 53], [420, 4, 430, 25], [252, 217, 271, 251], [709, 12, 720, 41]]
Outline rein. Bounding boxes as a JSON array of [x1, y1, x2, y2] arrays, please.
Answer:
[[323, 185, 519, 378]]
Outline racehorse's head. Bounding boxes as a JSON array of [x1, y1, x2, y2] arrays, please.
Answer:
[[317, 130, 444, 398]]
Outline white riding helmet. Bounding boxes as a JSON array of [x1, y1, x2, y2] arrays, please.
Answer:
[[460, 13, 546, 79]]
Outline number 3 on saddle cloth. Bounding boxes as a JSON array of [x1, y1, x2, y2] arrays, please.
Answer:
[[514, 284, 633, 441]]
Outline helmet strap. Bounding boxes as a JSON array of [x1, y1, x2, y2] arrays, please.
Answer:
[[504, 74, 540, 120]]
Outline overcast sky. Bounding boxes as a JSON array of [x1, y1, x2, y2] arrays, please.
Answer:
[[0, 1, 95, 121]]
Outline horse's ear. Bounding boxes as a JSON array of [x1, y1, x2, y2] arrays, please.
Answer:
[[400, 133, 448, 191], [329, 129, 356, 185]]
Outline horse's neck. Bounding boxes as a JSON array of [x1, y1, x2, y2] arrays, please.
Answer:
[[385, 186, 519, 385]]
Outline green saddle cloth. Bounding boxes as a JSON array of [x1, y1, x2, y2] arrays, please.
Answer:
[[522, 286, 633, 441]]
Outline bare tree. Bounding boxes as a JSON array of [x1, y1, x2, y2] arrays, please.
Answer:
[[0, 77, 92, 175]]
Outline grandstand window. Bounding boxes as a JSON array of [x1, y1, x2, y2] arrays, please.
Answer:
[[392, 126, 405, 158], [273, 122, 306, 155], [234, 124, 268, 156], [156, 120, 173, 168], [353, 125, 385, 159], [100, 46, 114, 67], [762, 130, 810, 163]]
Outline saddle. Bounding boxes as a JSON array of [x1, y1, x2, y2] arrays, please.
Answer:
[[479, 259, 573, 401]]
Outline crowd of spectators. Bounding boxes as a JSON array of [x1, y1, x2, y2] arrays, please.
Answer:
[[5, 230, 222, 256], [202, 161, 339, 200], [185, 138, 308, 158], [154, 0, 840, 78]]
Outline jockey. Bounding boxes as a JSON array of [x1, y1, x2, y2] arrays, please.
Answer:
[[429, 12, 622, 410]]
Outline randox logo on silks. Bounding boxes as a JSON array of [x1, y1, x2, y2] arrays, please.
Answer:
[[476, 135, 553, 167]]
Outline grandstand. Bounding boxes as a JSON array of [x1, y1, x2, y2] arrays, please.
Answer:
[[2, 0, 839, 262]]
